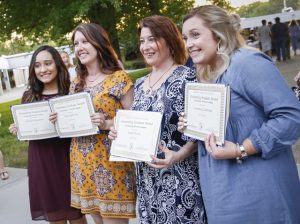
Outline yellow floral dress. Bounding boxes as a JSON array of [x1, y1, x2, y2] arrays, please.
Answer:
[[69, 70, 136, 218]]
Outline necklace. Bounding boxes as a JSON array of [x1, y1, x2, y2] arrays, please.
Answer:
[[86, 74, 102, 83], [146, 63, 174, 94]]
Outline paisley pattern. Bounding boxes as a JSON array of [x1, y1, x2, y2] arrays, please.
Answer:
[[69, 71, 137, 218], [132, 66, 207, 224]]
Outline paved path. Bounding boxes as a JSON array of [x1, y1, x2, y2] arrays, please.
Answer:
[[0, 169, 138, 224]]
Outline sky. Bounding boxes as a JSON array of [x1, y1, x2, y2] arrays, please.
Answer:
[[196, 0, 268, 7]]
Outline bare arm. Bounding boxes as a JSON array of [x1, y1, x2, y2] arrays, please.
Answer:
[[148, 141, 197, 169]]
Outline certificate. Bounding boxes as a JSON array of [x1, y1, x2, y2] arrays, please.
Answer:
[[11, 101, 58, 140], [110, 110, 162, 162], [48, 92, 99, 138], [184, 83, 230, 145], [11, 92, 99, 141]]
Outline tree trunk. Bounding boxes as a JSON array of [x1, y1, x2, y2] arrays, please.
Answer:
[[87, 2, 121, 59]]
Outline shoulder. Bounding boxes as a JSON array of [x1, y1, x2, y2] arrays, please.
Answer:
[[230, 48, 272, 69], [223, 48, 278, 85], [110, 70, 133, 84], [173, 65, 196, 81], [111, 70, 130, 79], [135, 73, 148, 86]]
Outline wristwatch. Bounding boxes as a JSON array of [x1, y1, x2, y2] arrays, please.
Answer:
[[239, 144, 248, 160]]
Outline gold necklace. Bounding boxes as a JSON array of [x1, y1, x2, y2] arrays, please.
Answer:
[[146, 63, 174, 94]]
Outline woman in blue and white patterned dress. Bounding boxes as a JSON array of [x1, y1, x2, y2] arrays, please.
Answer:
[[109, 15, 206, 224]]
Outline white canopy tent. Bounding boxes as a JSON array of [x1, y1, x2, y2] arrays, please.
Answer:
[[240, 10, 300, 29]]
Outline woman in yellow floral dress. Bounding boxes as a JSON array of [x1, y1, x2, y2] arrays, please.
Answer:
[[70, 23, 136, 224]]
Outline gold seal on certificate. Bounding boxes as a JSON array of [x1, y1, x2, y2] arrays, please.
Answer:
[[184, 83, 230, 145], [110, 110, 163, 162], [11, 92, 99, 140]]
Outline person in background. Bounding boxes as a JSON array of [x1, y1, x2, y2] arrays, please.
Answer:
[[288, 20, 300, 56], [109, 15, 207, 224], [268, 21, 276, 56], [69, 23, 136, 224], [0, 150, 9, 180], [179, 5, 300, 223], [60, 50, 77, 80], [9, 45, 86, 224], [257, 19, 272, 57], [271, 17, 289, 61]]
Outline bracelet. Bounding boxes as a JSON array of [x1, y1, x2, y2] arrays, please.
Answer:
[[236, 143, 249, 164], [235, 143, 243, 164]]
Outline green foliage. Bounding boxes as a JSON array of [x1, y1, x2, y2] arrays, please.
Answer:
[[124, 59, 146, 70], [207, 0, 234, 11], [128, 68, 151, 81], [118, 0, 195, 59], [0, 0, 196, 57], [237, 0, 300, 18], [0, 99, 28, 168]]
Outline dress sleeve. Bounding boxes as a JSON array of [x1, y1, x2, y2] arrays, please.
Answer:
[[237, 53, 300, 159], [108, 71, 133, 100]]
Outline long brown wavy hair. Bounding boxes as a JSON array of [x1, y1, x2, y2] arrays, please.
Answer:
[[71, 23, 121, 92], [22, 45, 70, 103], [138, 15, 187, 65]]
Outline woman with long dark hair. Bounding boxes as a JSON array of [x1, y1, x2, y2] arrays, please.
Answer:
[[9, 45, 86, 224], [69, 23, 136, 224]]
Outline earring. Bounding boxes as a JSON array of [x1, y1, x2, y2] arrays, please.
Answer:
[[217, 41, 221, 52]]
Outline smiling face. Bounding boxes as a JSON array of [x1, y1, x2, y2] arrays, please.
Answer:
[[34, 50, 58, 85], [182, 16, 218, 67], [73, 31, 98, 67], [139, 27, 171, 68]]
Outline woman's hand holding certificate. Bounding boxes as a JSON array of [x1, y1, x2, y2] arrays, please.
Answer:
[[11, 92, 99, 140], [183, 83, 230, 145], [109, 110, 163, 162]]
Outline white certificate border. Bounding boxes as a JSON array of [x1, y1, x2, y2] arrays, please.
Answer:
[[110, 110, 162, 162], [48, 92, 99, 138], [184, 83, 228, 145], [11, 101, 58, 141]]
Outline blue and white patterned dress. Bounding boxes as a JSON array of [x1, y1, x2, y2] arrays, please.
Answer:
[[131, 65, 207, 224]]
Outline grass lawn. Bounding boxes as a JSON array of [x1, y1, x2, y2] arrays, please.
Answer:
[[0, 68, 149, 168], [0, 99, 28, 168], [128, 67, 150, 80]]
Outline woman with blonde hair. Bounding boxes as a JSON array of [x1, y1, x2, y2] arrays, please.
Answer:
[[179, 5, 300, 223]]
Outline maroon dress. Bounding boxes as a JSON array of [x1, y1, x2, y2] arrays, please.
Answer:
[[27, 94, 83, 221]]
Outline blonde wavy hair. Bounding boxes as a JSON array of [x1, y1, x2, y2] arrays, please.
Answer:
[[183, 5, 245, 81]]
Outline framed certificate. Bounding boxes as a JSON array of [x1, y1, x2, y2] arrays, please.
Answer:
[[48, 92, 99, 138], [11, 101, 58, 140], [184, 83, 230, 145], [11, 92, 99, 140], [110, 110, 163, 162]]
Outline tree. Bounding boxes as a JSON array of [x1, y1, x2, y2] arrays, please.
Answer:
[[0, 0, 195, 57], [118, 0, 195, 58], [237, 0, 300, 18], [207, 0, 234, 11]]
